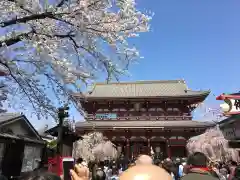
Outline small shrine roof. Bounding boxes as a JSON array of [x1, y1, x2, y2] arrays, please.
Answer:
[[73, 80, 210, 99], [75, 120, 214, 129]]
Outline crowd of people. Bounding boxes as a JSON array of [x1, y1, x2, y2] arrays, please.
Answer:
[[72, 152, 240, 180], [2, 152, 240, 180]]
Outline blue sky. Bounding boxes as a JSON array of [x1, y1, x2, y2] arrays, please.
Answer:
[[13, 0, 240, 129], [123, 0, 240, 121]]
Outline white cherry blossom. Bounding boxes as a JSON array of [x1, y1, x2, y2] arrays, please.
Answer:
[[0, 0, 151, 119]]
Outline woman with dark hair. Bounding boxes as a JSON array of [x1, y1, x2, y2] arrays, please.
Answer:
[[92, 169, 106, 180], [91, 162, 106, 180], [76, 158, 83, 165], [109, 165, 119, 180], [232, 166, 240, 180], [229, 161, 238, 180]]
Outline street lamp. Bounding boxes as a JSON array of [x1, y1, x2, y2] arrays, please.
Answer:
[[56, 105, 69, 156]]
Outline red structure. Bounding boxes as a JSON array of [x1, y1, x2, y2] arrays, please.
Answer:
[[217, 92, 240, 148], [48, 156, 73, 176], [48, 156, 62, 176], [45, 126, 81, 176], [74, 80, 214, 159], [216, 93, 240, 116]]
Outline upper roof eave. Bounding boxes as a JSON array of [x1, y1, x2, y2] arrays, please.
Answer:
[[73, 90, 210, 101]]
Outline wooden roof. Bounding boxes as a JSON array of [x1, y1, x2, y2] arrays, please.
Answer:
[[73, 80, 210, 99], [0, 113, 45, 144], [0, 113, 43, 140], [218, 114, 240, 127], [45, 125, 82, 140], [76, 120, 214, 129]]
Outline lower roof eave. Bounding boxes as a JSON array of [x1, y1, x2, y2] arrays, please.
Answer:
[[0, 133, 45, 144], [76, 126, 212, 130], [75, 120, 214, 130]]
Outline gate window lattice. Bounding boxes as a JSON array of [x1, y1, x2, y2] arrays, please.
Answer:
[[21, 146, 41, 172]]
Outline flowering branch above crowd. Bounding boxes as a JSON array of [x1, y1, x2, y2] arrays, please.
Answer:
[[0, 0, 151, 119]]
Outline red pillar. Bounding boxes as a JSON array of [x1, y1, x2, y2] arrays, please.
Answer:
[[147, 138, 151, 155], [166, 139, 171, 158], [126, 139, 130, 159], [145, 130, 152, 156]]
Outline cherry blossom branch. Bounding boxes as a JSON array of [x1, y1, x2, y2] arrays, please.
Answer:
[[0, 36, 22, 47], [0, 28, 74, 48], [1, 12, 68, 27], [57, 0, 68, 7], [67, 36, 114, 82], [0, 61, 38, 112], [0, 59, 58, 118], [0, 0, 151, 119], [6, 0, 33, 14]]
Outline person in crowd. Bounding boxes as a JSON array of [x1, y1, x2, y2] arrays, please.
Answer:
[[117, 164, 123, 175], [211, 162, 226, 180], [232, 165, 240, 180], [174, 158, 182, 180], [135, 154, 153, 165], [181, 152, 219, 180], [104, 161, 112, 180], [104, 160, 110, 175], [76, 158, 83, 166], [128, 163, 135, 168], [181, 161, 187, 176], [154, 159, 161, 166], [91, 162, 106, 180], [228, 161, 238, 180], [219, 166, 229, 180], [19, 168, 61, 180], [178, 160, 185, 178], [162, 159, 175, 180], [109, 164, 119, 180], [94, 168, 106, 180]]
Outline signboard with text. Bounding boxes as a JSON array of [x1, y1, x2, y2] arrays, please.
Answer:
[[217, 93, 240, 115], [222, 127, 236, 140], [95, 113, 117, 119], [219, 118, 240, 140]]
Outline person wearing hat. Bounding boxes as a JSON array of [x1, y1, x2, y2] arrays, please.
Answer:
[[181, 152, 218, 180]]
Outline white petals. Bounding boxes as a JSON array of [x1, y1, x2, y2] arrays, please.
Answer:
[[72, 132, 117, 162], [187, 126, 240, 162], [0, 0, 151, 119]]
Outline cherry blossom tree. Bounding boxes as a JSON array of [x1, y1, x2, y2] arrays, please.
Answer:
[[0, 81, 8, 113], [0, 0, 151, 119], [187, 126, 239, 162], [72, 132, 117, 162]]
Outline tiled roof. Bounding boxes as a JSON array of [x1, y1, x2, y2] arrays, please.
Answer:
[[0, 113, 22, 124], [74, 80, 210, 99], [76, 120, 214, 129], [0, 132, 45, 144], [0, 113, 43, 140]]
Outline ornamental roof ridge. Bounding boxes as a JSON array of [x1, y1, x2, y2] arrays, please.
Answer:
[[72, 79, 210, 99], [94, 79, 186, 85]]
